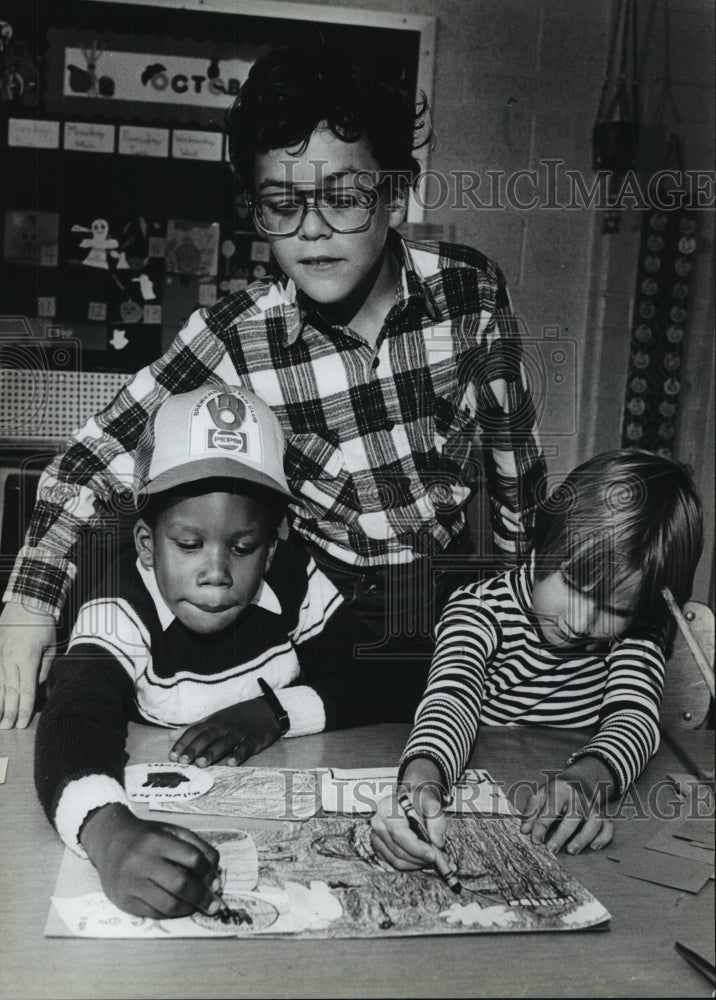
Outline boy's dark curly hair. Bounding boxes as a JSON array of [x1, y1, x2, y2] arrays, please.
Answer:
[[226, 44, 430, 194]]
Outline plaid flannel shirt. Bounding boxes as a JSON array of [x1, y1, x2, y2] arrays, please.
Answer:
[[5, 235, 545, 618]]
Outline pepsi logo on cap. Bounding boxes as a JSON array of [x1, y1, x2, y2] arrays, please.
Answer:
[[208, 429, 248, 452]]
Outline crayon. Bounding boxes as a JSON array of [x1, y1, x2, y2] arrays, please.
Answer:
[[398, 790, 462, 895]]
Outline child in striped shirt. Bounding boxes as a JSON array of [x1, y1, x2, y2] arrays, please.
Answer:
[[371, 449, 703, 865]]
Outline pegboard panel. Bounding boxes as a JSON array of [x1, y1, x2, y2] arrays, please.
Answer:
[[0, 369, 129, 441]]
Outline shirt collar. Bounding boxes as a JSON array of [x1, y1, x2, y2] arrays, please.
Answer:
[[275, 231, 444, 347], [395, 232, 443, 322], [135, 559, 282, 632], [512, 552, 536, 618]]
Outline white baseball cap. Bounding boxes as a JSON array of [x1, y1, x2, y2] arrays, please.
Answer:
[[135, 384, 292, 499]]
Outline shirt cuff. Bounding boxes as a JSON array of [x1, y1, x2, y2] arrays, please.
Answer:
[[398, 751, 452, 805], [567, 746, 627, 798], [54, 774, 132, 857], [276, 685, 326, 738], [4, 545, 76, 620]]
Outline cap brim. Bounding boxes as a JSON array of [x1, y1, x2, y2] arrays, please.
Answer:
[[140, 458, 293, 500]]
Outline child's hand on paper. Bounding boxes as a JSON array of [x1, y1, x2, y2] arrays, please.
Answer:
[[168, 697, 282, 768], [520, 756, 616, 854], [80, 803, 223, 918], [370, 758, 447, 870]]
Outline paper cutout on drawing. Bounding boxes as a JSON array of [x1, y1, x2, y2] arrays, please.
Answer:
[[46, 814, 610, 939], [150, 766, 318, 820], [124, 762, 214, 803], [320, 767, 515, 816]]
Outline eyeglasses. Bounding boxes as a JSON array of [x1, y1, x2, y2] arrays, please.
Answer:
[[250, 185, 381, 237]]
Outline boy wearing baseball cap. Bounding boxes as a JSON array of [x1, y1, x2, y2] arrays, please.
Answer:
[[35, 385, 415, 920]]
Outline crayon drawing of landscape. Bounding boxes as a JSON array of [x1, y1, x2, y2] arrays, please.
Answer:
[[46, 815, 609, 939], [150, 766, 318, 820]]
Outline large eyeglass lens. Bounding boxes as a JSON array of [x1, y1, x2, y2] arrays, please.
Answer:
[[255, 187, 377, 235]]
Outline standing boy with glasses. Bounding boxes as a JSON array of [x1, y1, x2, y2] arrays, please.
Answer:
[[0, 44, 545, 728]]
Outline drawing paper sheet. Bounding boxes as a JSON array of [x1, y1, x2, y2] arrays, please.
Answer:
[[149, 766, 319, 820], [319, 766, 516, 815], [46, 815, 610, 939]]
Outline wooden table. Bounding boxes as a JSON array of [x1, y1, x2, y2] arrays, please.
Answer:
[[1, 721, 713, 1000]]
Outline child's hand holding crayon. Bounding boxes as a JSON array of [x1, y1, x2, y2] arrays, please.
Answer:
[[370, 758, 449, 871], [169, 696, 282, 768], [520, 756, 616, 854], [79, 802, 224, 918]]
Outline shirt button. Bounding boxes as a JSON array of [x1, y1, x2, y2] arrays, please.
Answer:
[[372, 357, 380, 369], [384, 419, 395, 431]]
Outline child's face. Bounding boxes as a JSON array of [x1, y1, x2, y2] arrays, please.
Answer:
[[531, 568, 642, 653], [253, 126, 406, 311], [135, 492, 276, 635]]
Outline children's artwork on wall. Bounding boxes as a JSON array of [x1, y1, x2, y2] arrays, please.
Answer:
[[1, 1, 430, 382], [217, 228, 276, 293], [165, 219, 220, 277], [73, 218, 120, 270], [45, 27, 269, 128], [46, 814, 610, 939], [59, 214, 166, 325], [3, 210, 59, 267], [0, 18, 39, 106]]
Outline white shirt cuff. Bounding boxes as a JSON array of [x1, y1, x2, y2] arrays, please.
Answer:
[[54, 774, 132, 857], [276, 685, 326, 738]]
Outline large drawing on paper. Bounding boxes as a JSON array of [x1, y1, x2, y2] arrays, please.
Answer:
[[47, 815, 610, 939]]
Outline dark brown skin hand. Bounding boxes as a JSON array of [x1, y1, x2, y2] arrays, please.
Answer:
[[80, 803, 223, 918], [169, 696, 282, 767]]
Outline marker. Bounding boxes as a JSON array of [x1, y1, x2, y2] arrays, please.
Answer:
[[397, 790, 462, 894]]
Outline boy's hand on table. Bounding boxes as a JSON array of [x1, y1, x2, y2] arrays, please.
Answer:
[[169, 697, 282, 768], [370, 758, 447, 870], [0, 602, 56, 729], [80, 803, 223, 918], [521, 757, 616, 854]]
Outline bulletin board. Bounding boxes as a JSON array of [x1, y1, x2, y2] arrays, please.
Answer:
[[0, 0, 435, 377]]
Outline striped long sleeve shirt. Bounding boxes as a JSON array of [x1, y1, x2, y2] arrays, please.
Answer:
[[400, 562, 665, 796], [6, 234, 544, 618]]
